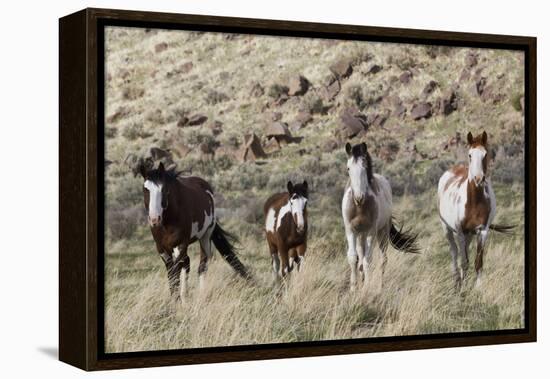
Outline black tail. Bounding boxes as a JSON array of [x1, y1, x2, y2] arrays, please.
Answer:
[[389, 219, 420, 254], [211, 223, 251, 280], [489, 224, 516, 235]]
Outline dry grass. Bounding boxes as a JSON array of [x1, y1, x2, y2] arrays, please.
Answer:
[[103, 27, 525, 353], [105, 189, 524, 353]]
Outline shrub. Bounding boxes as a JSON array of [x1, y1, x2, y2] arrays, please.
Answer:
[[107, 204, 145, 241], [122, 123, 146, 141], [105, 127, 118, 139], [267, 84, 288, 98], [205, 90, 230, 105]]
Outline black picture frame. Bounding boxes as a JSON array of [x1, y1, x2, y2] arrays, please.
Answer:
[[59, 7, 537, 371]]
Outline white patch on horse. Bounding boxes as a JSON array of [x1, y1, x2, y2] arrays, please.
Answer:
[[144, 180, 163, 221], [191, 210, 214, 240], [276, 202, 292, 230], [438, 171, 467, 231], [172, 247, 181, 261], [265, 208, 276, 233]]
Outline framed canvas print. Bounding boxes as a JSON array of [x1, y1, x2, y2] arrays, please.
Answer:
[[59, 8, 537, 371]]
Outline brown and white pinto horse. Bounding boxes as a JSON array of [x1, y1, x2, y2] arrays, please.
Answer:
[[264, 181, 309, 281], [139, 162, 250, 304], [438, 131, 512, 289], [342, 142, 419, 292]]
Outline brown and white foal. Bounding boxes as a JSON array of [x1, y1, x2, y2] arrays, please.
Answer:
[[139, 162, 250, 305], [264, 181, 309, 282], [438, 131, 503, 288]]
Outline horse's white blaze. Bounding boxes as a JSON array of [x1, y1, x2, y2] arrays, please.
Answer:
[[144, 180, 163, 221], [347, 156, 368, 202], [290, 196, 307, 230], [190, 209, 214, 240], [468, 146, 487, 185], [265, 208, 276, 233]]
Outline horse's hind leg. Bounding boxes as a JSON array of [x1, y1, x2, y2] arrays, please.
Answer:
[[378, 225, 390, 290], [198, 231, 214, 292]]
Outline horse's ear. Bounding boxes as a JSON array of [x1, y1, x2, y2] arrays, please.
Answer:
[[345, 143, 352, 156], [467, 132, 474, 145], [481, 131, 488, 145], [287, 181, 294, 193], [360, 142, 368, 155], [303, 180, 308, 194]]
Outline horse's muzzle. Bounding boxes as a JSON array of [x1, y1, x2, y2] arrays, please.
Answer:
[[354, 196, 365, 206], [149, 216, 162, 227]]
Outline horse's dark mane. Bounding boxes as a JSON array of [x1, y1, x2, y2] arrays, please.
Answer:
[[145, 165, 181, 184], [351, 144, 374, 185]]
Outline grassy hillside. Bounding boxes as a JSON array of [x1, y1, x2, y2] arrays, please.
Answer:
[[103, 26, 525, 353]]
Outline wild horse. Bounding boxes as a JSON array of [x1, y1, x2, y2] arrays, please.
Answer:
[[139, 162, 250, 304], [264, 180, 309, 282], [342, 142, 419, 292], [438, 131, 514, 289]]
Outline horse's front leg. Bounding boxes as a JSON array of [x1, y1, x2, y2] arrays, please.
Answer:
[[355, 234, 366, 285], [172, 244, 190, 304], [345, 227, 358, 292], [475, 228, 489, 288], [457, 231, 468, 285], [268, 241, 280, 284], [279, 246, 291, 278], [444, 228, 460, 289], [296, 242, 306, 272], [362, 235, 374, 290], [159, 250, 177, 298]]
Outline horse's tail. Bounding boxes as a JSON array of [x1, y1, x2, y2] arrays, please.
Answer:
[[489, 223, 517, 235], [389, 218, 421, 254], [211, 223, 252, 281]]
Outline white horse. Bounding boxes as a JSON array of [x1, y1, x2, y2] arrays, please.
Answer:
[[438, 131, 512, 289], [342, 142, 419, 292]]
